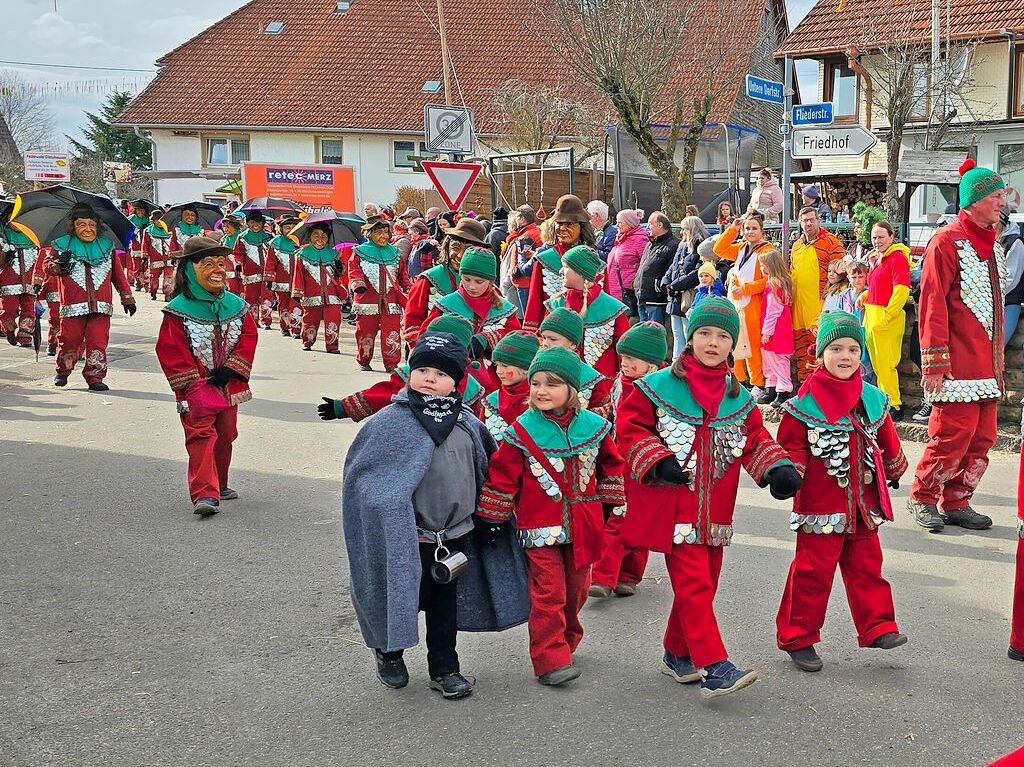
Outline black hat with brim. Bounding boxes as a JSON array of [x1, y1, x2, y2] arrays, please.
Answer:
[[182, 236, 232, 261], [245, 210, 266, 223]]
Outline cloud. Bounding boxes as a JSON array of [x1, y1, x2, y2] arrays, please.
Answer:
[[29, 12, 110, 54]]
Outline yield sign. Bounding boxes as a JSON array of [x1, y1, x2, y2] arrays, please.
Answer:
[[421, 160, 482, 211]]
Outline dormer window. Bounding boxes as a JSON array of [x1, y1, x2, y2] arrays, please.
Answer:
[[263, 21, 285, 34]]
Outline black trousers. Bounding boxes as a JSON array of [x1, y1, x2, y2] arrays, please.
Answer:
[[381, 541, 460, 676]]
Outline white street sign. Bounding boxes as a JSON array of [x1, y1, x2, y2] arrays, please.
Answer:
[[791, 126, 877, 158], [424, 104, 476, 155], [24, 151, 71, 182]]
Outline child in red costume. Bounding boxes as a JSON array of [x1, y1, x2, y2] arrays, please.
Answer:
[[476, 346, 626, 686], [590, 321, 666, 599], [775, 311, 909, 672], [538, 307, 613, 416], [155, 237, 258, 517], [617, 298, 800, 698], [480, 331, 539, 443]]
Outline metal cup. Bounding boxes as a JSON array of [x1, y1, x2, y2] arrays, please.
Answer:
[[430, 545, 469, 584]]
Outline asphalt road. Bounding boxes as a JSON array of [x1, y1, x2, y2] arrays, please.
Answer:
[[1, 300, 1022, 767]]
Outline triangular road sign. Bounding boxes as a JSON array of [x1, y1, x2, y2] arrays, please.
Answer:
[[421, 160, 482, 211]]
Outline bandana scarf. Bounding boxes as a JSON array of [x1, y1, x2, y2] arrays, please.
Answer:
[[406, 389, 463, 446]]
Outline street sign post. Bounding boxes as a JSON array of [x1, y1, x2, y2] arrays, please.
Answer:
[[424, 104, 476, 156], [791, 126, 878, 158], [421, 160, 482, 211], [745, 74, 784, 105], [24, 151, 71, 182], [791, 102, 834, 128]]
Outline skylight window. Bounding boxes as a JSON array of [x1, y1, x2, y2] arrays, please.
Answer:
[[421, 81, 443, 94], [263, 21, 285, 34]]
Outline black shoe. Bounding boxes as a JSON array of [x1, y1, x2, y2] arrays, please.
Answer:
[[18, 342, 31, 348], [374, 650, 409, 689], [219, 487, 239, 501], [771, 391, 793, 409], [47, 345, 56, 356], [87, 382, 110, 392], [359, 363, 373, 371], [6, 331, 17, 345], [787, 646, 823, 672], [537, 663, 581, 686], [699, 659, 758, 698], [890, 405, 904, 420], [1009, 646, 1024, 662], [756, 386, 777, 405], [192, 497, 220, 517], [907, 500, 944, 531], [941, 506, 993, 530], [429, 671, 474, 699], [326, 349, 341, 355], [870, 632, 908, 650], [280, 328, 290, 336], [302, 346, 312, 352], [53, 375, 68, 387], [911, 402, 932, 422]]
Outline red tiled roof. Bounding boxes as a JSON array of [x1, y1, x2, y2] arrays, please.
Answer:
[[117, 0, 773, 134], [777, 0, 1024, 58]]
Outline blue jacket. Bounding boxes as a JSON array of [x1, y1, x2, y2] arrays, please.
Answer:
[[595, 222, 618, 262], [688, 280, 726, 315]]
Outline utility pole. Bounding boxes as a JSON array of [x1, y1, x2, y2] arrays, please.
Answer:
[[781, 55, 794, 261], [437, 0, 452, 106], [931, 0, 941, 120]]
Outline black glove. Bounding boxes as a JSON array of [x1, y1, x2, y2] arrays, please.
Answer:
[[766, 464, 803, 500], [32, 283, 42, 296], [647, 455, 689, 485], [318, 396, 345, 421], [207, 367, 238, 387], [474, 517, 508, 546], [469, 336, 486, 357], [887, 479, 900, 490], [265, 281, 274, 291], [124, 303, 137, 317], [602, 504, 617, 522], [353, 286, 367, 295], [57, 252, 74, 275]]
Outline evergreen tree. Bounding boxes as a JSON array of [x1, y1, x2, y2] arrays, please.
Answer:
[[68, 90, 152, 170]]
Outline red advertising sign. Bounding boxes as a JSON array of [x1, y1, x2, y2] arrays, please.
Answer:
[[242, 162, 356, 211]]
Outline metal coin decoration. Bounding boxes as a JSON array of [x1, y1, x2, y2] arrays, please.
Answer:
[[68, 257, 113, 293], [184, 318, 216, 370], [807, 427, 850, 486], [711, 421, 747, 479], [518, 525, 569, 548], [656, 412, 697, 487], [673, 523, 699, 545], [956, 242, 999, 340], [790, 512, 847, 535], [542, 268, 564, 298], [582, 322, 615, 367], [578, 384, 593, 410], [482, 403, 508, 442], [527, 457, 563, 501], [578, 447, 599, 491]]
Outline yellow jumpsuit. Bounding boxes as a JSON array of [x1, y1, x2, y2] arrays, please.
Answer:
[[864, 244, 912, 408]]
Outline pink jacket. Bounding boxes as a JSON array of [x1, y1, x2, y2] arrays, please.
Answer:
[[605, 225, 648, 299], [760, 282, 794, 354], [750, 178, 783, 221]]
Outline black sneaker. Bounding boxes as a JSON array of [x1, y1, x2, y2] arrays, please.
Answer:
[[661, 650, 702, 683], [890, 405, 904, 420], [907, 500, 944, 531], [942, 506, 992, 530], [756, 386, 777, 405], [1009, 646, 1024, 662], [870, 632, 908, 650], [280, 328, 290, 336], [429, 671, 474, 699], [6, 331, 17, 345], [87, 382, 110, 392], [192, 497, 220, 517], [47, 345, 56, 356], [772, 391, 793, 409], [911, 402, 932, 422], [699, 659, 758, 698], [374, 650, 409, 689], [787, 646, 823, 672], [219, 487, 239, 501], [53, 375, 68, 387], [359, 363, 373, 371], [537, 663, 581, 686]]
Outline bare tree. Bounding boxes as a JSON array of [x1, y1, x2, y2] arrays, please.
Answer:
[[0, 72, 57, 153]]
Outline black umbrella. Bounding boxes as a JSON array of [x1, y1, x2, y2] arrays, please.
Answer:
[[290, 211, 364, 245], [11, 185, 133, 250], [32, 301, 43, 361], [238, 197, 302, 215], [132, 198, 160, 214], [161, 201, 223, 232]]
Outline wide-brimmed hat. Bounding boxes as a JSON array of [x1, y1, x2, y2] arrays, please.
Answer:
[[551, 194, 589, 224], [244, 209, 266, 223], [181, 235, 232, 261], [361, 215, 391, 233], [399, 207, 423, 220], [445, 217, 486, 245]]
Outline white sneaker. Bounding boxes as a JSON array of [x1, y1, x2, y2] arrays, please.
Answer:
[[749, 386, 764, 399]]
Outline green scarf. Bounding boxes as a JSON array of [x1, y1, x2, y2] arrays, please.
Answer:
[[299, 244, 338, 265], [1, 224, 34, 248], [147, 223, 170, 240], [240, 229, 271, 246], [51, 235, 115, 267], [354, 241, 398, 265], [165, 260, 247, 322], [271, 234, 299, 254], [222, 232, 239, 249], [128, 214, 148, 230], [176, 221, 203, 237]]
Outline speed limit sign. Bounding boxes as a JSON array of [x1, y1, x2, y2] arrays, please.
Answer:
[[424, 104, 476, 155]]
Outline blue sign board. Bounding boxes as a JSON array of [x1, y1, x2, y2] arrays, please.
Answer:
[[792, 102, 834, 127], [745, 74, 784, 105]]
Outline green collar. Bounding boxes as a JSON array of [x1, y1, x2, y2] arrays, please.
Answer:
[[421, 264, 459, 295], [298, 244, 338, 265], [164, 259, 247, 322], [781, 384, 889, 431], [579, 361, 604, 390], [354, 241, 399, 265], [51, 235, 115, 266], [240, 229, 271, 246], [146, 224, 170, 240], [222, 233, 239, 249], [270, 235, 299, 254], [549, 291, 627, 326], [128, 214, 149, 229], [437, 291, 517, 324], [506, 408, 611, 455], [536, 247, 562, 273], [635, 366, 753, 426], [176, 221, 203, 237]]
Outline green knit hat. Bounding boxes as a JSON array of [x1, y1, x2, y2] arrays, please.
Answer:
[[528, 345, 581, 391], [958, 157, 1005, 209], [540, 307, 584, 346], [459, 246, 497, 281], [426, 314, 474, 349], [815, 310, 865, 357], [492, 331, 540, 370], [616, 321, 668, 365], [686, 297, 740, 344], [562, 244, 602, 282]]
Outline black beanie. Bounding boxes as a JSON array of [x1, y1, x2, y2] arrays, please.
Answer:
[[409, 332, 467, 384]]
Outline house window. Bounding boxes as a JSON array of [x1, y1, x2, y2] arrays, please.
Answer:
[[910, 62, 931, 121], [392, 140, 435, 172], [824, 60, 858, 119], [1014, 47, 1024, 118], [205, 136, 250, 166], [997, 143, 1024, 209], [318, 137, 343, 165]]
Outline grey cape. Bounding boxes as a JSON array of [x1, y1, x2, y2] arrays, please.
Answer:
[[341, 390, 531, 652]]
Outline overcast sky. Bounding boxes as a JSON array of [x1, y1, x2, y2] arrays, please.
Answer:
[[1, 0, 818, 148]]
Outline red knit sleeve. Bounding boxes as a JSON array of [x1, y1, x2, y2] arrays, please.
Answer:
[[775, 411, 810, 476], [876, 413, 908, 481], [403, 277, 432, 344], [111, 250, 133, 303], [522, 266, 548, 332], [347, 248, 367, 292], [264, 246, 279, 282], [155, 313, 201, 392], [918, 234, 953, 376], [476, 440, 524, 521], [616, 384, 674, 481], [338, 374, 402, 421], [595, 431, 626, 504], [291, 258, 304, 298]]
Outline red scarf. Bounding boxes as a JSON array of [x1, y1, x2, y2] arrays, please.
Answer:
[[543, 408, 576, 429], [458, 284, 494, 319], [799, 367, 863, 424], [563, 282, 603, 314], [680, 354, 728, 416], [500, 378, 530, 410], [958, 209, 996, 262], [553, 241, 571, 256]]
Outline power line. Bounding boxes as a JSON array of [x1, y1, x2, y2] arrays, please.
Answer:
[[0, 59, 156, 74]]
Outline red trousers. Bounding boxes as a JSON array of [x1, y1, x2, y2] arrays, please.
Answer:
[[776, 525, 898, 651], [243, 283, 273, 327], [1, 293, 35, 344], [664, 543, 727, 668], [301, 305, 342, 351], [911, 400, 998, 511], [275, 291, 300, 336], [1012, 537, 1024, 654], [128, 253, 144, 288], [46, 301, 60, 349], [355, 311, 402, 368], [56, 314, 110, 384], [524, 545, 590, 675], [591, 511, 649, 588], [149, 265, 174, 300], [180, 406, 238, 503]]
